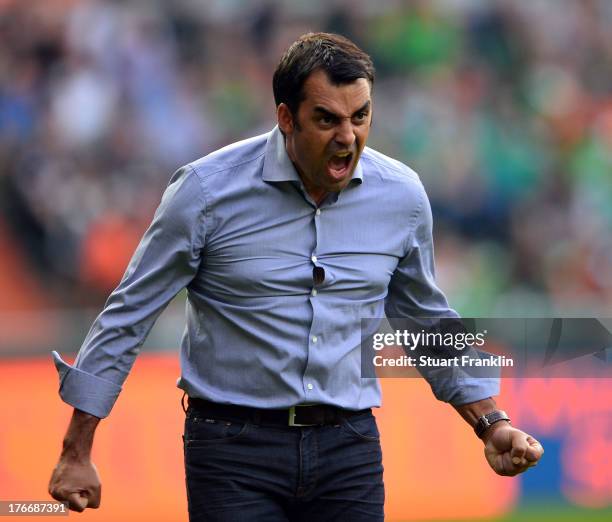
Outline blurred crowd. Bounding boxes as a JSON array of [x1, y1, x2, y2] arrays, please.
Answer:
[[1, 0, 611, 315]]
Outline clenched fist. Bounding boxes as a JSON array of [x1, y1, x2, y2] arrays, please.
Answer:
[[483, 423, 544, 476], [49, 456, 101, 512]]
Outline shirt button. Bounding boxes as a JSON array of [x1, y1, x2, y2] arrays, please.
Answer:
[[315, 209, 321, 216], [312, 336, 318, 343], [307, 383, 314, 390], [311, 289, 317, 296], [311, 255, 317, 263]]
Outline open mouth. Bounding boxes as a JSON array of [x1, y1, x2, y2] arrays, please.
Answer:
[[326, 151, 354, 181]]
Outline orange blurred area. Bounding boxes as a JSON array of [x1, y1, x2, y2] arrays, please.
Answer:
[[79, 213, 143, 291], [0, 355, 517, 521]]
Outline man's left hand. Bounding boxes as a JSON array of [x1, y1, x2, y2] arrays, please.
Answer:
[[483, 423, 544, 476]]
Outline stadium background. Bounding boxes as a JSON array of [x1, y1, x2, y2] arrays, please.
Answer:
[[0, 0, 610, 520]]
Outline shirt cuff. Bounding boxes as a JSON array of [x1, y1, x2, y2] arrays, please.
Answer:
[[422, 364, 500, 405], [52, 351, 122, 418], [445, 377, 500, 406]]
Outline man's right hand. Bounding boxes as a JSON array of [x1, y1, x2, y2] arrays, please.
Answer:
[[48, 457, 101, 511], [49, 408, 102, 512]]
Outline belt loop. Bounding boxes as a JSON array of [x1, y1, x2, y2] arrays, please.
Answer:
[[181, 392, 188, 414]]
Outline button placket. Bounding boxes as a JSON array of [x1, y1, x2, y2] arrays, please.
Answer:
[[304, 204, 323, 398]]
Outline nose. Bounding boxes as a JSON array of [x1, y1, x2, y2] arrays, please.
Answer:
[[334, 119, 356, 149]]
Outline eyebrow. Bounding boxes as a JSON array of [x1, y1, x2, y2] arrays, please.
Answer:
[[313, 100, 371, 119]]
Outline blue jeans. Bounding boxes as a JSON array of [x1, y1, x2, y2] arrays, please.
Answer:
[[183, 407, 384, 521]]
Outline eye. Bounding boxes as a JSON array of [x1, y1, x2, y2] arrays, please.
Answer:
[[320, 115, 334, 125], [354, 111, 368, 122]]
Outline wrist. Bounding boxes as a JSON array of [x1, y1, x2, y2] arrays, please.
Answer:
[[476, 410, 511, 442], [481, 419, 511, 444], [60, 409, 100, 462], [61, 439, 92, 462], [453, 397, 497, 428]]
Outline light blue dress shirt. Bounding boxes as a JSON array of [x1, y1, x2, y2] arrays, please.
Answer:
[[53, 126, 499, 418]]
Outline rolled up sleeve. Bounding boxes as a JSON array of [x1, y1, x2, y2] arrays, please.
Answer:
[[52, 351, 122, 418], [385, 183, 499, 405], [52, 166, 206, 418]]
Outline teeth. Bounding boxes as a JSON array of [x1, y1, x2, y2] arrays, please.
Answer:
[[334, 151, 351, 158]]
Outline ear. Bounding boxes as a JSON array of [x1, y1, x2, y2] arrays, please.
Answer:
[[277, 103, 295, 135]]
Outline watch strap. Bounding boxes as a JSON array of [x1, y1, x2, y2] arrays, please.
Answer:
[[475, 410, 510, 438]]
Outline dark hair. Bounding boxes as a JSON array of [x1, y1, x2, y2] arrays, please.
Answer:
[[273, 32, 375, 115]]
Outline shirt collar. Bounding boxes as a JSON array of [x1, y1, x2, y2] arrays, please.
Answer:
[[262, 126, 364, 186]]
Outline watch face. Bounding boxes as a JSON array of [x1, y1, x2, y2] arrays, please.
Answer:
[[475, 418, 488, 437], [475, 411, 510, 438]]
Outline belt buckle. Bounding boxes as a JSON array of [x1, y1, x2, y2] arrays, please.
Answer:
[[288, 405, 316, 427]]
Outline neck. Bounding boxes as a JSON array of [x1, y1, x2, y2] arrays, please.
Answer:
[[294, 167, 327, 205], [284, 139, 328, 205], [311, 190, 328, 206]]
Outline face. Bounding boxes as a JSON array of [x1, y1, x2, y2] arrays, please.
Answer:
[[277, 69, 372, 203]]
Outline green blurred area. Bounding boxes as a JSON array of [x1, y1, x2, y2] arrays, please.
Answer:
[[402, 503, 612, 522]]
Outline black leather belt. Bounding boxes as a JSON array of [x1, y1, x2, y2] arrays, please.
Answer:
[[187, 398, 370, 427]]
